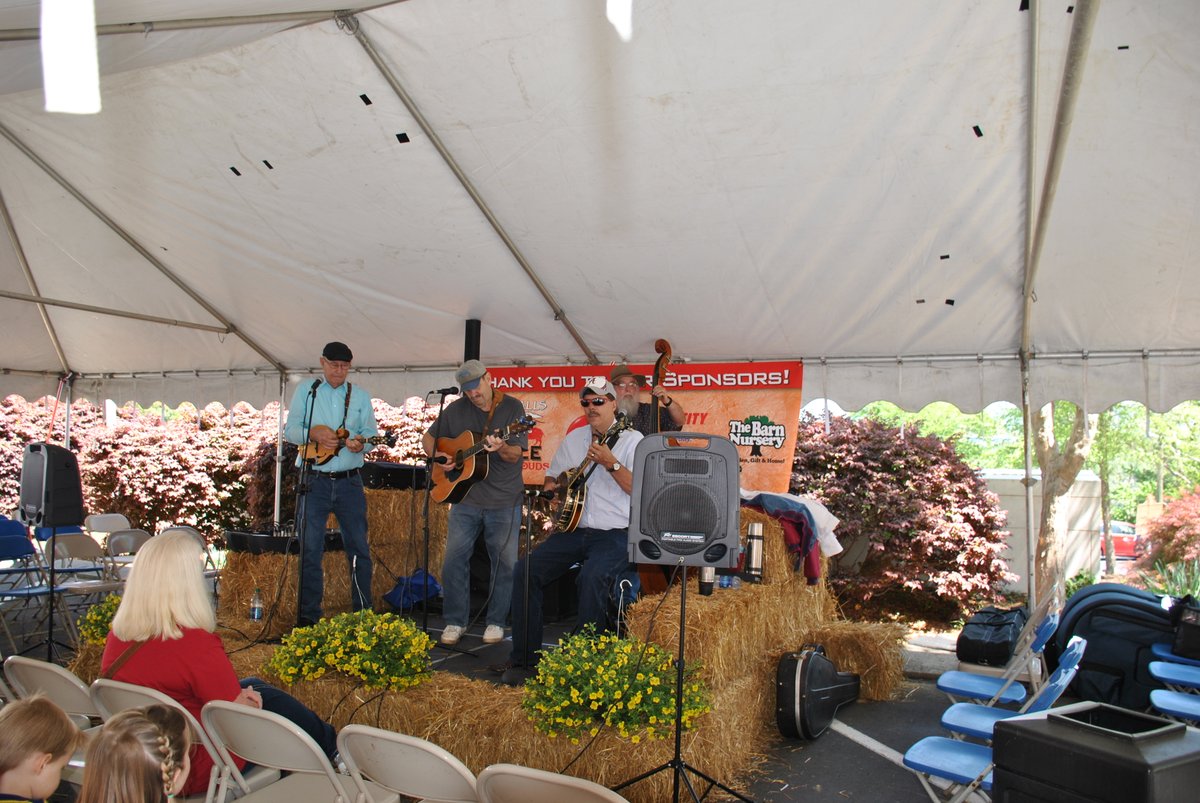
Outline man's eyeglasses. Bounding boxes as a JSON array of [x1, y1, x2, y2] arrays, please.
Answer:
[[579, 398, 609, 408]]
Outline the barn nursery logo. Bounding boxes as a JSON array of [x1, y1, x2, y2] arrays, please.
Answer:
[[728, 415, 787, 459]]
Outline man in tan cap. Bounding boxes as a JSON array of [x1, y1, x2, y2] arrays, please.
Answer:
[[422, 359, 529, 647], [610, 363, 686, 435]]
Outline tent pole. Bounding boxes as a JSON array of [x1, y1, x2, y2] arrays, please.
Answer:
[[274, 373, 286, 530], [337, 12, 600, 364], [0, 10, 351, 41]]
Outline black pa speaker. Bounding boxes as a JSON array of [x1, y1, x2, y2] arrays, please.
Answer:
[[18, 442, 85, 528], [627, 433, 740, 568]]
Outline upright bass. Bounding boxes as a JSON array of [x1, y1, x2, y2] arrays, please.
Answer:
[[638, 339, 677, 595]]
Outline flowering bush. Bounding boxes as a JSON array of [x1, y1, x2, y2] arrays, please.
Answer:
[[522, 626, 710, 744], [266, 610, 433, 691], [77, 594, 121, 645]]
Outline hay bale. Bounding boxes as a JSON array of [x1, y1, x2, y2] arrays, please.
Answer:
[[219, 489, 450, 638], [804, 620, 907, 701], [68, 642, 104, 684]]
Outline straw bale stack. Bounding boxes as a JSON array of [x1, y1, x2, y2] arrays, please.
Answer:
[[218, 489, 448, 638]]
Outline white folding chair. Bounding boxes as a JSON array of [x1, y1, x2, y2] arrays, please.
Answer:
[[91, 678, 281, 803], [337, 724, 478, 803], [3, 655, 94, 786], [201, 700, 399, 803], [105, 529, 153, 578], [475, 763, 630, 803], [84, 513, 133, 545]]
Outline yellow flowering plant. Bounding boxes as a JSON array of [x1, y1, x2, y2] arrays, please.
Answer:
[[266, 610, 434, 691], [77, 594, 121, 645], [522, 625, 710, 744]]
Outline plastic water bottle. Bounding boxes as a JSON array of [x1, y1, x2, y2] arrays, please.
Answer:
[[250, 588, 263, 621]]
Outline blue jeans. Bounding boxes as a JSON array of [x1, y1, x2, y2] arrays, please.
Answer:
[[240, 677, 336, 759], [509, 527, 630, 668], [441, 502, 520, 628], [299, 472, 371, 621]]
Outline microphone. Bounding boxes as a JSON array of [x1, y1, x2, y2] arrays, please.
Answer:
[[431, 386, 459, 396], [309, 379, 321, 392]]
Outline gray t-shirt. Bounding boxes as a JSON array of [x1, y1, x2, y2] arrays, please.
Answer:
[[427, 393, 528, 508]]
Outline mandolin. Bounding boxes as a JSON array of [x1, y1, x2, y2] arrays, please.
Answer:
[[552, 414, 632, 532], [430, 415, 537, 504], [299, 425, 394, 465]]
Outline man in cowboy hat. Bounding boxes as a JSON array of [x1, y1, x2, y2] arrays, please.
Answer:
[[610, 363, 686, 435]]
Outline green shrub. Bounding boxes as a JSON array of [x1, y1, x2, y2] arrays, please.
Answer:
[[1137, 559, 1200, 598], [1065, 570, 1096, 600]]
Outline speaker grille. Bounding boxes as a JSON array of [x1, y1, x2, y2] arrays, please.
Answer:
[[646, 484, 720, 554]]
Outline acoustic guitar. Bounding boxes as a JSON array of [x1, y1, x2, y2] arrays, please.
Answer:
[[298, 425, 394, 465], [551, 414, 632, 532], [431, 415, 536, 504]]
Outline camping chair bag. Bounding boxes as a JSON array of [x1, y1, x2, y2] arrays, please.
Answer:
[[955, 604, 1029, 666], [775, 644, 860, 740], [1048, 583, 1174, 710]]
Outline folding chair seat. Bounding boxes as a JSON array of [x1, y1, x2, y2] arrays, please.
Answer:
[[941, 636, 1086, 742], [936, 611, 1059, 707], [201, 700, 399, 803], [1150, 688, 1200, 723], [475, 763, 630, 803], [337, 724, 478, 803], [1148, 659, 1200, 693], [91, 678, 281, 803], [903, 736, 993, 803], [1150, 641, 1200, 668]]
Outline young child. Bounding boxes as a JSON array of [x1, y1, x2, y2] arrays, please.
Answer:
[[0, 693, 84, 803], [76, 705, 191, 803]]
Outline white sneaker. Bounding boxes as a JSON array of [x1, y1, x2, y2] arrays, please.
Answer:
[[440, 625, 464, 645], [482, 625, 505, 644]]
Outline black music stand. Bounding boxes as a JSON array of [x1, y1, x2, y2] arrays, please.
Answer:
[[614, 566, 753, 803], [17, 528, 77, 662]]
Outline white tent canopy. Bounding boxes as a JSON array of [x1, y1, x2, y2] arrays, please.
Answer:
[[1, 0, 1198, 412]]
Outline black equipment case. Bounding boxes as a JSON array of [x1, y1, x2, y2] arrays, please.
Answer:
[[956, 604, 1029, 666], [775, 645, 860, 739], [1047, 582, 1174, 710]]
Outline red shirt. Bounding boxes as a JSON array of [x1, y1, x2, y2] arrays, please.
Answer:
[[102, 627, 245, 797]]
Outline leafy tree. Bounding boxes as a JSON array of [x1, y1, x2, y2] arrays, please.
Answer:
[[1135, 487, 1200, 568], [1032, 401, 1097, 604], [790, 414, 1013, 621]]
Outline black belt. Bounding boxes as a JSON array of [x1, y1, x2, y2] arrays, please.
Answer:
[[317, 468, 360, 480]]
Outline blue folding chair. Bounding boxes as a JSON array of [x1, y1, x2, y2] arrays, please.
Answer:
[[0, 535, 53, 652], [903, 735, 993, 803], [937, 610, 1060, 707], [1150, 641, 1200, 668], [940, 636, 1086, 742]]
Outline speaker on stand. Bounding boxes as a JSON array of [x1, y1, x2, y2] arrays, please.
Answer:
[[18, 442, 86, 661], [617, 433, 752, 803]]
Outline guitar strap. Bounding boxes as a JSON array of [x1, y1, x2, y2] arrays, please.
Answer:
[[339, 382, 352, 432], [483, 388, 505, 432]]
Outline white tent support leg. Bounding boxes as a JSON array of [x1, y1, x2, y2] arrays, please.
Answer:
[[273, 373, 286, 530]]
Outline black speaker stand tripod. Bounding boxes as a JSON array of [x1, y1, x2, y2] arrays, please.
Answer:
[[613, 563, 753, 803]]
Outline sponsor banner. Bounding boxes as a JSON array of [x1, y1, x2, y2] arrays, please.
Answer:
[[489, 361, 803, 493]]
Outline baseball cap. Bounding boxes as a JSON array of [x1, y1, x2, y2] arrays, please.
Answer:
[[579, 378, 616, 399], [455, 359, 488, 391]]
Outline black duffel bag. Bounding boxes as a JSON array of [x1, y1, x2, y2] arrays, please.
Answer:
[[956, 605, 1029, 666], [1170, 595, 1200, 660]]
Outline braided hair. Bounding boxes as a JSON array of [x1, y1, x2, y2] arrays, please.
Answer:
[[77, 705, 191, 803]]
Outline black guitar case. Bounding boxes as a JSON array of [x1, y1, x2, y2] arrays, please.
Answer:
[[775, 644, 861, 739]]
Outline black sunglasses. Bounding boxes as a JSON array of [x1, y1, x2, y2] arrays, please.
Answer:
[[579, 398, 609, 407]]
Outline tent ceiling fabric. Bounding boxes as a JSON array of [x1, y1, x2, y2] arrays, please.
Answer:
[[0, 0, 1197, 412]]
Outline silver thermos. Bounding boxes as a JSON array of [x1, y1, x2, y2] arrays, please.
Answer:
[[698, 566, 715, 596], [743, 522, 764, 583]]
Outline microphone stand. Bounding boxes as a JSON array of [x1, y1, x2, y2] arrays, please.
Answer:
[[419, 389, 452, 639], [293, 380, 320, 629]]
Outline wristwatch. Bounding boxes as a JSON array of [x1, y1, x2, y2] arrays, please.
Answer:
[[609, 461, 622, 473]]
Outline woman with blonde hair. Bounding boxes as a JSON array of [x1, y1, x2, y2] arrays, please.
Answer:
[[76, 704, 190, 803], [101, 530, 336, 798], [0, 693, 83, 803]]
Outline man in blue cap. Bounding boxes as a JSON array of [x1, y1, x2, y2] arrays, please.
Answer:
[[423, 359, 529, 646], [284, 341, 378, 625]]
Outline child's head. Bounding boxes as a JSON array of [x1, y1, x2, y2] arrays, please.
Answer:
[[78, 704, 191, 803], [0, 693, 84, 800]]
